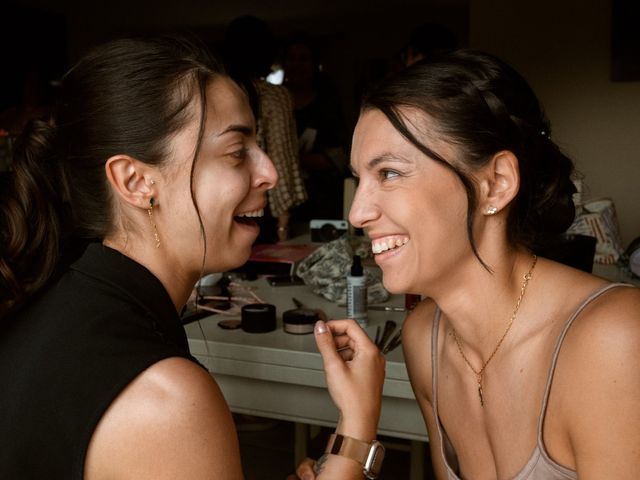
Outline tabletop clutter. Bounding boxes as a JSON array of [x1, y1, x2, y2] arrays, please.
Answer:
[[182, 236, 403, 352]]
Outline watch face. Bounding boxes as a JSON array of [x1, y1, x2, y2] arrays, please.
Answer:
[[364, 441, 385, 478]]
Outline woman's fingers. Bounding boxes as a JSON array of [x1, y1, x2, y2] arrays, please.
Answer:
[[313, 320, 346, 370], [314, 319, 385, 440], [295, 457, 316, 480], [324, 319, 377, 346]]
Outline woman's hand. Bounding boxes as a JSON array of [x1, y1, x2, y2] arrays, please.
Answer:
[[314, 319, 385, 440], [286, 457, 315, 480]]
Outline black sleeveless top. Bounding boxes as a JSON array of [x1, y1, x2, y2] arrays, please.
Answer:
[[0, 243, 200, 479]]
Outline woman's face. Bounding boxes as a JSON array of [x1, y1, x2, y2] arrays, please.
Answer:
[[349, 108, 471, 294], [159, 76, 277, 277]]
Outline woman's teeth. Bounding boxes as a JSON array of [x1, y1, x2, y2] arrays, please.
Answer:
[[371, 236, 408, 254], [236, 208, 264, 218]]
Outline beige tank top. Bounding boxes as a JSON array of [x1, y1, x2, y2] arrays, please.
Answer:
[[431, 283, 633, 479]]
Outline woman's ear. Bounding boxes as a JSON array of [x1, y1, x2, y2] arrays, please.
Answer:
[[478, 150, 520, 216], [104, 155, 156, 209]]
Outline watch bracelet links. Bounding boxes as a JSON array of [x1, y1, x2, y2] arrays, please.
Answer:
[[324, 433, 384, 478]]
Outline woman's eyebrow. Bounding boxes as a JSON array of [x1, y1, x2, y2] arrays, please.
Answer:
[[367, 153, 412, 169], [216, 124, 254, 137], [351, 153, 412, 176]]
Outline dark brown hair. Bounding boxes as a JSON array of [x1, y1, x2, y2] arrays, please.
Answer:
[[362, 49, 576, 268], [0, 35, 224, 316]]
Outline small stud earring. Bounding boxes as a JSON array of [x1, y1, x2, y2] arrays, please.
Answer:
[[147, 197, 161, 248], [486, 205, 498, 215]]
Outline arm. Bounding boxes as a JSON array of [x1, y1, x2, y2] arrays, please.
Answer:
[[298, 319, 385, 479], [401, 299, 450, 480], [84, 357, 243, 480], [555, 287, 640, 478]]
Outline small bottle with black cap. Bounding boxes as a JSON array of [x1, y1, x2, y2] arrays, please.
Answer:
[[346, 254, 368, 327]]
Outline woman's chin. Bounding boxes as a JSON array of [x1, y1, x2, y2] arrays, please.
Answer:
[[381, 276, 411, 295], [206, 247, 252, 275]]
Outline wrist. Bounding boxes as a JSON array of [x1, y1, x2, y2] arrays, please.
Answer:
[[336, 417, 378, 443], [323, 432, 385, 479]]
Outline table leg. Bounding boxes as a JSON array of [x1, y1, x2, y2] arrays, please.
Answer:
[[294, 422, 310, 467], [410, 440, 426, 480]]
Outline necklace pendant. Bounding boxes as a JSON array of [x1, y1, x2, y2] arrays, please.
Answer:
[[478, 382, 484, 407]]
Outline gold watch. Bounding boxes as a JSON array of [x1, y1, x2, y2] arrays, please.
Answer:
[[325, 433, 385, 479]]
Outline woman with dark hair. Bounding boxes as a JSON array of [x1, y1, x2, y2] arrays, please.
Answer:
[[296, 50, 639, 479], [0, 36, 384, 479]]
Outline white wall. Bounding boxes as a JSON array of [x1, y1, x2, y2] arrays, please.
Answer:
[[470, 0, 640, 246]]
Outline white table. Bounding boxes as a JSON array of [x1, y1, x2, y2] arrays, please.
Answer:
[[184, 277, 428, 479]]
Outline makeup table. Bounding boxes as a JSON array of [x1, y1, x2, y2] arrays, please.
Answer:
[[184, 254, 637, 479], [184, 276, 428, 480]]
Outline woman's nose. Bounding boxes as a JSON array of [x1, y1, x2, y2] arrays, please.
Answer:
[[254, 150, 278, 191], [348, 181, 379, 229]]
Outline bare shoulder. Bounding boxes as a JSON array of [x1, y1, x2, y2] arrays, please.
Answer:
[[561, 284, 640, 359], [402, 298, 438, 401], [552, 284, 640, 476], [85, 357, 242, 480]]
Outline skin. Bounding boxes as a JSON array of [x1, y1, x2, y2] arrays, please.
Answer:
[[290, 319, 385, 480], [346, 108, 640, 479], [104, 77, 275, 310], [86, 76, 385, 480]]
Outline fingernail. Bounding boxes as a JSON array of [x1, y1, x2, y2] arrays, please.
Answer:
[[314, 320, 327, 334]]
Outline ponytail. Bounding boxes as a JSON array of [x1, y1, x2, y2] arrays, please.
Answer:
[[0, 118, 69, 316], [1, 36, 225, 318]]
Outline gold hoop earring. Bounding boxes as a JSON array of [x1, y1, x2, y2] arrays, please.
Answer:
[[147, 198, 161, 248], [486, 205, 498, 215]]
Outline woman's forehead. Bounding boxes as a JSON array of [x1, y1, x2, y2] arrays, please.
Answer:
[[204, 77, 254, 133], [352, 107, 460, 168]]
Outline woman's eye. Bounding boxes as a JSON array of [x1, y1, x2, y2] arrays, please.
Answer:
[[380, 169, 399, 180], [231, 148, 248, 160]]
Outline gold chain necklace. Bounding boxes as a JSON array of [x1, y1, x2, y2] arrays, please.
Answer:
[[451, 254, 537, 407]]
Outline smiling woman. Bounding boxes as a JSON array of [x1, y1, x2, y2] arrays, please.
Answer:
[[344, 50, 640, 479], [146, 75, 276, 287], [0, 35, 384, 480]]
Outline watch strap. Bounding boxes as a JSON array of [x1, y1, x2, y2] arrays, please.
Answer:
[[325, 433, 384, 479], [326, 433, 372, 461]]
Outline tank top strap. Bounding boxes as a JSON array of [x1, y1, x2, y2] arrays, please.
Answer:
[[536, 283, 635, 440], [431, 306, 442, 413], [431, 307, 461, 477]]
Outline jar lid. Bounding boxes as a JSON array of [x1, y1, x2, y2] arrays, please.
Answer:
[[282, 308, 319, 334], [241, 303, 277, 333]]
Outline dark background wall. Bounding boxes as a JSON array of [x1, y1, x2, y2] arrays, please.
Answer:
[[470, 0, 639, 246], [3, 0, 639, 245], [3, 0, 468, 129]]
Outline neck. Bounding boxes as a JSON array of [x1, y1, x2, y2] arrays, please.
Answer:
[[429, 248, 536, 360], [102, 236, 196, 312]]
